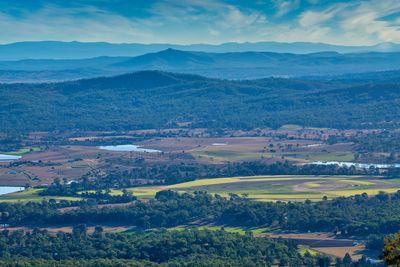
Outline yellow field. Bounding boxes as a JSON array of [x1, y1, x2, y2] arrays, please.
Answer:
[[126, 175, 400, 202], [2, 175, 399, 203]]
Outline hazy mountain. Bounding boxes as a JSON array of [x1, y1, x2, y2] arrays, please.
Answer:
[[1, 71, 400, 132], [112, 49, 400, 78], [1, 41, 400, 60], [0, 49, 400, 82]]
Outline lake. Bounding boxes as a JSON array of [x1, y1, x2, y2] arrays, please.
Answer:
[[98, 144, 161, 153], [0, 186, 24, 195], [309, 161, 400, 169], [0, 154, 22, 162]]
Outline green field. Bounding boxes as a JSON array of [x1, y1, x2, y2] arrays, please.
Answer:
[[0, 188, 82, 202], [298, 246, 318, 256], [2, 147, 41, 155], [127, 175, 400, 202], [3, 175, 400, 203]]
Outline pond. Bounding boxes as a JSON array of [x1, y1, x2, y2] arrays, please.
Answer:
[[308, 161, 400, 169], [0, 186, 24, 195], [0, 154, 22, 162], [98, 144, 161, 153]]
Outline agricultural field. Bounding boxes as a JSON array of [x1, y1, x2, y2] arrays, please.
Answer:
[[4, 174, 400, 203], [0, 127, 390, 188], [0, 188, 82, 203], [126, 175, 400, 202], [1, 147, 41, 155], [0, 134, 356, 186], [192, 149, 354, 163]]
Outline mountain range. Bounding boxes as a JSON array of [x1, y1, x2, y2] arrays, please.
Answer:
[[1, 41, 400, 61], [1, 49, 400, 82]]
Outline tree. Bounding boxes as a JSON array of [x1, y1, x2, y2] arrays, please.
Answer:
[[72, 224, 87, 237], [383, 232, 400, 266], [343, 253, 352, 266]]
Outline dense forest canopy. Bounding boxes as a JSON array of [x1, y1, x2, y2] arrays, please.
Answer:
[[0, 227, 373, 266], [0, 228, 308, 266], [1, 71, 400, 132], [3, 190, 400, 238]]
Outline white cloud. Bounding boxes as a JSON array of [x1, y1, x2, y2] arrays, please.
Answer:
[[298, 5, 343, 27], [208, 28, 220, 36], [273, 0, 300, 17], [0, 4, 154, 43], [0, 0, 400, 45], [339, 0, 400, 44]]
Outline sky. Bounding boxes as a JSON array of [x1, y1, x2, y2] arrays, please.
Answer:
[[0, 0, 399, 45]]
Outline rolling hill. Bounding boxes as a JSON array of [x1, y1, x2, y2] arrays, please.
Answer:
[[1, 71, 399, 132]]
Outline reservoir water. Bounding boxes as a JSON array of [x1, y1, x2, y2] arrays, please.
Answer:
[[0, 186, 24, 195], [0, 154, 22, 162], [98, 144, 161, 153]]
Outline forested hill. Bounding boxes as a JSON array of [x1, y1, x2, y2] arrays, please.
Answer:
[[113, 49, 400, 78], [1, 71, 400, 132]]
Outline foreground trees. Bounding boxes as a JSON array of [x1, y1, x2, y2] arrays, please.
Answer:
[[383, 233, 400, 266], [3, 190, 400, 237], [0, 228, 308, 266]]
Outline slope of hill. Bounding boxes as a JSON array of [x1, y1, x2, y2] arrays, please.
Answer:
[[112, 49, 400, 78], [1, 49, 400, 82], [1, 71, 399, 132]]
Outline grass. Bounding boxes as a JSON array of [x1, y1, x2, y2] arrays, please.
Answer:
[[280, 124, 303, 129], [306, 183, 321, 187], [0, 195, 82, 203], [2, 148, 41, 155], [298, 246, 318, 256], [339, 179, 375, 185], [0, 188, 82, 203], [16, 188, 44, 195], [5, 175, 399, 203], [192, 150, 354, 163], [167, 226, 270, 236], [126, 175, 400, 202]]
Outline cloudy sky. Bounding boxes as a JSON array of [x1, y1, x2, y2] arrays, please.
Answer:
[[0, 0, 399, 45]]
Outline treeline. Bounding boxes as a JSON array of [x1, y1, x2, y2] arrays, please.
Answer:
[[42, 161, 381, 194], [3, 191, 400, 237], [327, 131, 400, 154], [352, 133, 400, 153]]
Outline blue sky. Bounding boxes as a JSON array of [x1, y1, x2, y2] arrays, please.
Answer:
[[0, 0, 399, 45]]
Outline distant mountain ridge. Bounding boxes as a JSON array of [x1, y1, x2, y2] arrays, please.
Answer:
[[0, 49, 400, 82], [1, 41, 400, 60]]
